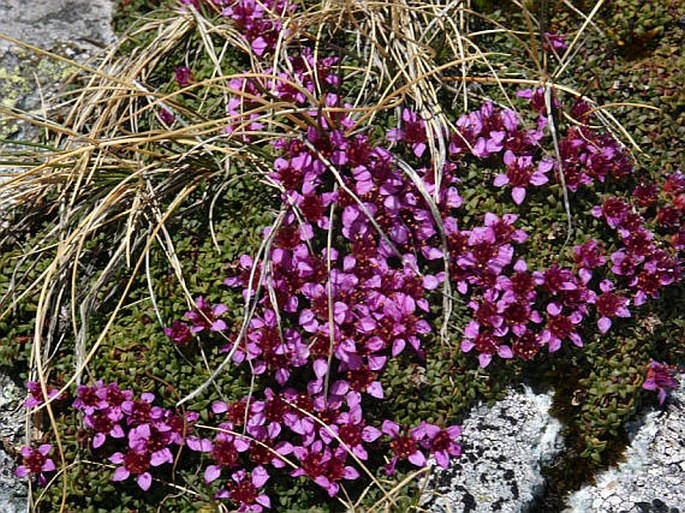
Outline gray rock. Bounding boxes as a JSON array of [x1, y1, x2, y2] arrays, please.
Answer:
[[565, 375, 685, 513], [422, 386, 564, 513], [0, 0, 117, 55], [0, 372, 28, 513]]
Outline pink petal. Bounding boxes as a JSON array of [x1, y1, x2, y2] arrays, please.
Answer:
[[597, 317, 612, 334], [137, 472, 152, 491], [460, 339, 475, 353], [512, 187, 526, 205], [112, 466, 130, 482], [151, 448, 172, 467], [204, 465, 221, 483], [497, 345, 513, 359], [313, 359, 328, 379], [367, 381, 384, 399], [408, 450, 426, 467], [435, 450, 449, 469], [478, 353, 493, 368], [251, 37, 268, 56], [252, 465, 270, 487], [256, 495, 271, 508], [530, 172, 549, 186], [493, 174, 509, 187]]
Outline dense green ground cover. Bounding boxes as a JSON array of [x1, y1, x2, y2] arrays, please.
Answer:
[[0, 0, 683, 511]]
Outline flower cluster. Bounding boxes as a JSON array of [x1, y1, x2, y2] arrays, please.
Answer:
[[72, 381, 199, 491], [155, 0, 684, 502]]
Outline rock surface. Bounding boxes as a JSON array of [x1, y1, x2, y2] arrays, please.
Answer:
[[564, 376, 685, 513], [0, 373, 28, 513], [422, 386, 564, 512], [0, 0, 116, 54]]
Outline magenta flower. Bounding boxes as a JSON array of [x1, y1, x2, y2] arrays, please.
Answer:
[[460, 321, 513, 368], [382, 420, 427, 474], [15, 444, 56, 485], [642, 361, 680, 404], [493, 151, 551, 204], [110, 450, 153, 491], [633, 183, 659, 208], [573, 239, 606, 284], [540, 302, 583, 351], [216, 467, 271, 511], [387, 109, 428, 158], [320, 403, 382, 460], [164, 320, 193, 345], [174, 66, 193, 87], [23, 381, 60, 409], [73, 380, 107, 414], [159, 108, 174, 126], [592, 197, 631, 228], [84, 409, 125, 448], [412, 422, 462, 469], [543, 32, 568, 53], [184, 296, 228, 333], [204, 427, 250, 483], [128, 424, 174, 467], [594, 280, 630, 334], [291, 441, 359, 497]]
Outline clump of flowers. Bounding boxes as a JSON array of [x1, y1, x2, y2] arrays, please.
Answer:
[[70, 381, 200, 491]]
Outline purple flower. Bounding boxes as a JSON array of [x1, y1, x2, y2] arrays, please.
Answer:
[[160, 108, 174, 126], [412, 422, 462, 469], [382, 420, 427, 474], [573, 239, 606, 284], [540, 302, 583, 351], [594, 280, 630, 334], [642, 361, 680, 404], [184, 296, 228, 333], [387, 109, 428, 158], [15, 444, 56, 484], [110, 450, 153, 491], [215, 467, 271, 511], [164, 320, 193, 345], [174, 66, 193, 87], [128, 424, 174, 467], [460, 321, 513, 368], [84, 409, 125, 448], [543, 32, 568, 53], [290, 441, 359, 497], [23, 381, 60, 409], [493, 151, 551, 204]]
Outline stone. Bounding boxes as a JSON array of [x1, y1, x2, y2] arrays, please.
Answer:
[[565, 375, 685, 512], [0, 372, 28, 513], [421, 386, 564, 512], [0, 0, 116, 55]]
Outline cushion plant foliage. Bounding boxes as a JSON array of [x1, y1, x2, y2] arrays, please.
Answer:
[[0, 0, 683, 511]]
